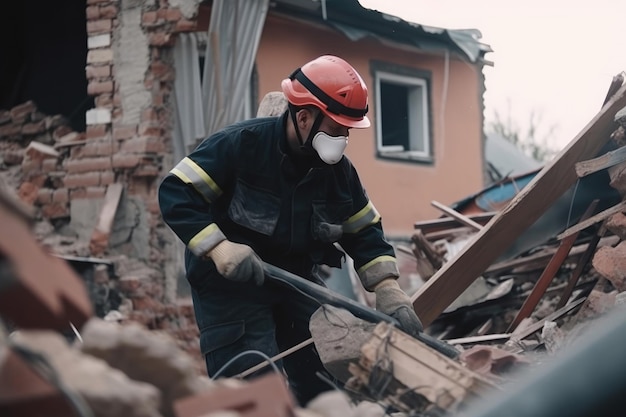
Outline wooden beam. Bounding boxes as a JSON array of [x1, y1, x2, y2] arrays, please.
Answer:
[[555, 222, 606, 309], [431, 200, 484, 231], [556, 199, 626, 240], [506, 200, 598, 332], [414, 212, 496, 233], [575, 145, 626, 178], [411, 81, 626, 327]]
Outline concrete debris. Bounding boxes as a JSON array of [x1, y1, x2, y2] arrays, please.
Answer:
[[80, 318, 214, 417], [9, 329, 162, 417]]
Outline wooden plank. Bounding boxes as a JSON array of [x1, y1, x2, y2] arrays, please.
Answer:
[[555, 222, 606, 309], [411, 81, 626, 327], [511, 297, 586, 341], [354, 322, 496, 412], [414, 212, 496, 233], [556, 199, 626, 240], [431, 200, 485, 231], [575, 145, 626, 177]]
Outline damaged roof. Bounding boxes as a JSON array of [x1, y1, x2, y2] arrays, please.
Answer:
[[271, 0, 493, 63]]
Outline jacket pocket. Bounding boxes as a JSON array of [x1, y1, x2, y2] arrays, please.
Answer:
[[311, 200, 352, 242], [228, 179, 281, 236], [199, 320, 245, 356]]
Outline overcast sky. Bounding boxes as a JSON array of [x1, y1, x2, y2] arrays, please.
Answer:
[[359, 0, 626, 151]]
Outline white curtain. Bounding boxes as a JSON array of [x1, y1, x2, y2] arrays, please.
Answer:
[[171, 32, 208, 162], [202, 0, 269, 135]]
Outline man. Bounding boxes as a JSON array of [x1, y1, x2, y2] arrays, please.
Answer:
[[158, 55, 422, 405]]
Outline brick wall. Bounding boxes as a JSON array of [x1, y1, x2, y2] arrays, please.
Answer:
[[0, 0, 210, 374]]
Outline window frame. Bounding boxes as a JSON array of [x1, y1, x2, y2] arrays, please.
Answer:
[[371, 62, 434, 163]]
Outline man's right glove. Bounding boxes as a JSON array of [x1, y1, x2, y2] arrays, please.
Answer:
[[206, 240, 264, 286], [374, 278, 423, 337]]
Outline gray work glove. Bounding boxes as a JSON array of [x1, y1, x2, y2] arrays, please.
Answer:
[[374, 279, 423, 337], [207, 240, 264, 286]]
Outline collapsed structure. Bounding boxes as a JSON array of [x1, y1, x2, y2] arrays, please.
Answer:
[[3, 76, 626, 416]]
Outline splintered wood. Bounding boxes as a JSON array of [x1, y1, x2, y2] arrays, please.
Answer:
[[346, 322, 497, 414]]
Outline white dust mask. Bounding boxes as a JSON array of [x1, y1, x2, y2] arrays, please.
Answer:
[[311, 132, 348, 165]]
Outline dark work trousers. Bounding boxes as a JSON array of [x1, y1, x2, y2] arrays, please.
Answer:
[[190, 273, 334, 406]]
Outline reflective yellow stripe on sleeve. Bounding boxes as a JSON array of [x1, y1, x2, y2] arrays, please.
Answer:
[[357, 255, 399, 291], [188, 223, 226, 257], [342, 200, 381, 234], [170, 157, 222, 203]]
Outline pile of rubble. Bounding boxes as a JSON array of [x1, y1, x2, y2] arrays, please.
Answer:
[[3, 77, 626, 416]]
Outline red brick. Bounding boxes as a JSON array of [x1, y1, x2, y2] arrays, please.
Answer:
[[65, 157, 112, 173], [100, 170, 115, 185], [141, 11, 158, 25], [87, 19, 112, 34], [53, 125, 74, 141], [592, 242, 626, 291], [36, 188, 53, 205], [10, 101, 36, 123], [52, 188, 70, 204], [64, 172, 102, 188], [3, 149, 24, 165], [18, 182, 39, 205], [87, 49, 113, 64], [0, 123, 21, 139], [85, 64, 111, 79], [149, 32, 172, 46], [22, 120, 46, 135], [95, 94, 113, 108], [86, 5, 100, 20], [88, 80, 114, 95], [86, 124, 109, 139], [112, 154, 141, 168], [165, 8, 182, 21], [41, 202, 69, 219], [138, 123, 162, 136], [173, 19, 197, 32], [85, 186, 106, 198], [44, 114, 64, 128], [99, 5, 118, 19], [21, 157, 42, 174], [42, 158, 59, 173], [141, 108, 158, 123], [135, 166, 160, 178], [95, 139, 118, 156], [121, 136, 164, 154], [113, 125, 137, 140], [80, 140, 100, 158], [150, 61, 174, 81], [606, 212, 626, 240]]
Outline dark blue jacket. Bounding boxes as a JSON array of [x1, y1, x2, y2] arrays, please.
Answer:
[[158, 113, 398, 290]]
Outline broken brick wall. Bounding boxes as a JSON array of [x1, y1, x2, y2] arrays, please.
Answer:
[[0, 0, 210, 372]]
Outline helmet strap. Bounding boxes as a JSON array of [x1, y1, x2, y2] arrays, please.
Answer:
[[288, 104, 324, 155]]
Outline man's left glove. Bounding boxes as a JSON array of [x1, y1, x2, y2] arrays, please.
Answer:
[[374, 279, 423, 337]]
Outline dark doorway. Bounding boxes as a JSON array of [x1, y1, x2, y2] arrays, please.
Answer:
[[0, 0, 93, 132]]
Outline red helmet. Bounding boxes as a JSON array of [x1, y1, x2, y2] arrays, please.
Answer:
[[281, 55, 370, 128]]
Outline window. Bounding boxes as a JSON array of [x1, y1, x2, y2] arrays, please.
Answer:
[[372, 64, 432, 162]]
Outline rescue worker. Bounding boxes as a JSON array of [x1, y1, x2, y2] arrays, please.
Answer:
[[158, 55, 423, 405]]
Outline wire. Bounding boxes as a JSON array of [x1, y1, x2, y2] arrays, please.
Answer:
[[565, 178, 581, 230], [211, 349, 282, 380], [11, 344, 95, 417]]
